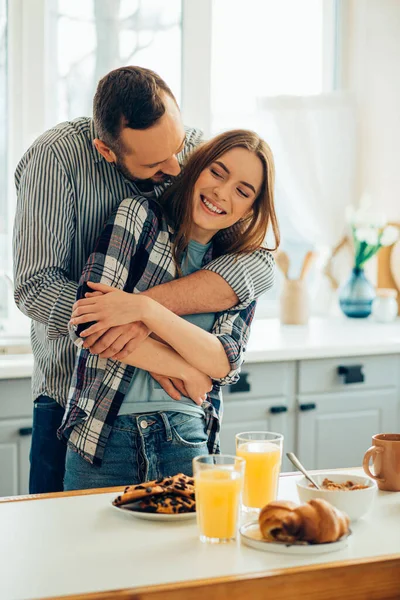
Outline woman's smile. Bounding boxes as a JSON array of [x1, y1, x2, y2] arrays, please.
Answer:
[[200, 194, 227, 216]]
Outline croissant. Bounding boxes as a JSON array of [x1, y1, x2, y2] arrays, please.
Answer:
[[259, 498, 350, 544]]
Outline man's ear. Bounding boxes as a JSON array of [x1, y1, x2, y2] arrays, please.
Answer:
[[93, 138, 117, 163]]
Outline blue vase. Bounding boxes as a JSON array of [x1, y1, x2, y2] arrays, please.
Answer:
[[339, 267, 376, 318]]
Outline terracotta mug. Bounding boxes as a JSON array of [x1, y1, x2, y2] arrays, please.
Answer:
[[363, 433, 400, 491]]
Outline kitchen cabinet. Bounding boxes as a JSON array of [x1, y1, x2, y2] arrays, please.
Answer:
[[0, 379, 32, 496], [220, 362, 296, 471], [296, 354, 400, 470]]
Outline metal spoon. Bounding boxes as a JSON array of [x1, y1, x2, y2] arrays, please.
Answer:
[[286, 452, 321, 490]]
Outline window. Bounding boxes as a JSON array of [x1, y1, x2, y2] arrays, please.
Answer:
[[47, 0, 182, 125], [210, 0, 334, 317], [3, 0, 337, 333], [211, 0, 325, 132], [0, 0, 7, 322]]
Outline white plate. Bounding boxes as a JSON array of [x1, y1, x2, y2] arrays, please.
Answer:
[[240, 522, 351, 555], [112, 503, 196, 522]]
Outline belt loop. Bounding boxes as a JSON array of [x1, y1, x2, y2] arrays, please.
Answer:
[[160, 413, 172, 441]]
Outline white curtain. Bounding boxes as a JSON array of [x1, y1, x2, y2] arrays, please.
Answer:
[[256, 93, 357, 248]]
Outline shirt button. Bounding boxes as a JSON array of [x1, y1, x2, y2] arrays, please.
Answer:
[[140, 420, 148, 429]]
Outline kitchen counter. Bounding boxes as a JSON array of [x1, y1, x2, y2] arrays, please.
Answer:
[[245, 316, 400, 363], [1, 317, 400, 379], [1, 468, 399, 600]]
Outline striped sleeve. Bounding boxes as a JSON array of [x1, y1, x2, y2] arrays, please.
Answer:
[[211, 301, 256, 386], [202, 249, 275, 309], [13, 144, 77, 339]]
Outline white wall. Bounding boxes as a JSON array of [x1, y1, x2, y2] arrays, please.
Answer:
[[341, 0, 400, 221]]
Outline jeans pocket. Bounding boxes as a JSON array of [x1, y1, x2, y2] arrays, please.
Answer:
[[34, 396, 63, 411], [172, 416, 208, 448]]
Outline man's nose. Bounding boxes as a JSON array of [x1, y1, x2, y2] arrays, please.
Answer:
[[162, 155, 181, 177]]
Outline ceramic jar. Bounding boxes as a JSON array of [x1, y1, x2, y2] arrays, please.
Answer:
[[371, 288, 398, 323], [280, 279, 309, 325]]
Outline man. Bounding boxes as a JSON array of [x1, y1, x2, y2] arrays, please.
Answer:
[[13, 66, 275, 494]]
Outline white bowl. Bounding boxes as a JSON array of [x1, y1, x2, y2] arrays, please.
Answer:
[[296, 472, 377, 521]]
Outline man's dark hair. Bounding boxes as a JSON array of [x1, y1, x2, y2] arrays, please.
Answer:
[[93, 65, 177, 153]]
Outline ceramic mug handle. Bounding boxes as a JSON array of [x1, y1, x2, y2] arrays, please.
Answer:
[[363, 446, 385, 482]]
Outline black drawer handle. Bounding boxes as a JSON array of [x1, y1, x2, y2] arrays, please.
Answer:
[[18, 427, 33, 437], [230, 373, 251, 393], [338, 365, 364, 384], [269, 406, 288, 414], [299, 403, 316, 411]]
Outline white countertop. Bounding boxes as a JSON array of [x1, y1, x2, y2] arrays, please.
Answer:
[[1, 468, 399, 600], [245, 316, 400, 362], [1, 317, 400, 380]]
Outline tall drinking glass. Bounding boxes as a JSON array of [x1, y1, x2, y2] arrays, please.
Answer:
[[193, 454, 245, 543], [236, 431, 283, 511]]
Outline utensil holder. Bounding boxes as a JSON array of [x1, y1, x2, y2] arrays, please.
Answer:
[[280, 279, 309, 325]]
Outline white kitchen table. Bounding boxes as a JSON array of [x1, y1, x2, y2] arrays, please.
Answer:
[[1, 468, 399, 600]]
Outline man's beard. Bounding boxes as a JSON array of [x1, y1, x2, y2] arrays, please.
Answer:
[[114, 158, 172, 185]]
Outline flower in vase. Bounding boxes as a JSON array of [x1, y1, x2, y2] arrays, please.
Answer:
[[340, 199, 400, 318], [346, 199, 399, 269]]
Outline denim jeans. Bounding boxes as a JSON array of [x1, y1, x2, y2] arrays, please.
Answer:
[[64, 412, 208, 491], [29, 396, 67, 494]]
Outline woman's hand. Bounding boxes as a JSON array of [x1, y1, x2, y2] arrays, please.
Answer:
[[181, 367, 213, 406], [70, 281, 148, 336]]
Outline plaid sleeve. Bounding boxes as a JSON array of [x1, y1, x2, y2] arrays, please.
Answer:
[[69, 196, 155, 346], [210, 300, 256, 386], [203, 249, 275, 309]]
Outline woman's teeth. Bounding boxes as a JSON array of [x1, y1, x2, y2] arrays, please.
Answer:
[[201, 196, 225, 215]]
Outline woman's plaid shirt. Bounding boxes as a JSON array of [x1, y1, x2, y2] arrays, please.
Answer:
[[59, 196, 274, 465]]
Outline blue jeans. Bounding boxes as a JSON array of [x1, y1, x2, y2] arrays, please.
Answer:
[[64, 412, 208, 491], [29, 396, 67, 494]]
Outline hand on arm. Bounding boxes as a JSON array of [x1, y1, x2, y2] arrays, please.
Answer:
[[70, 282, 231, 379]]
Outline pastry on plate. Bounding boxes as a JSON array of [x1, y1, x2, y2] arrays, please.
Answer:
[[259, 498, 350, 544]]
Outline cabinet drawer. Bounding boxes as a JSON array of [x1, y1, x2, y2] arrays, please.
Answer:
[[298, 355, 399, 394], [0, 379, 32, 418], [224, 362, 294, 400], [223, 397, 289, 423]]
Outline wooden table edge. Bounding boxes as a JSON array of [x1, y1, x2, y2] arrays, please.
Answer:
[[0, 467, 359, 503], [54, 554, 400, 600]]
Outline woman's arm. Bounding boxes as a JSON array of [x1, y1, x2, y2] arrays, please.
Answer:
[[121, 337, 212, 405], [71, 284, 231, 379]]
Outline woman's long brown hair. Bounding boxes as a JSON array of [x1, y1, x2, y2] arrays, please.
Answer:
[[159, 129, 280, 269]]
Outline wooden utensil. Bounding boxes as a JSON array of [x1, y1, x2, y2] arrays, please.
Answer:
[[300, 250, 315, 280], [276, 251, 290, 279]]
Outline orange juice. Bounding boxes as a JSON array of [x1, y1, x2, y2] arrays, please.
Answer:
[[237, 441, 281, 508], [195, 469, 243, 540]]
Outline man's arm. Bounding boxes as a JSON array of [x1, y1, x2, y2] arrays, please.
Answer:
[[143, 270, 237, 314], [13, 144, 78, 339], [142, 250, 275, 315]]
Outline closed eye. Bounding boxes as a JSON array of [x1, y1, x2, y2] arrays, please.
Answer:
[[210, 168, 223, 178], [237, 188, 249, 198]]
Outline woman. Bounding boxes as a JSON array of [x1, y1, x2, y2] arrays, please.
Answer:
[[60, 129, 279, 490]]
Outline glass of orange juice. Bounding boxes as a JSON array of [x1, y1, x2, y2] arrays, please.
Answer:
[[193, 455, 245, 543], [236, 431, 283, 511]]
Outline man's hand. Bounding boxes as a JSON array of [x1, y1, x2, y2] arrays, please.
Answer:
[[149, 372, 189, 401], [83, 322, 150, 360]]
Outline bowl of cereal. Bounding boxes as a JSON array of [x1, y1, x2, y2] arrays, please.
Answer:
[[296, 472, 377, 521]]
